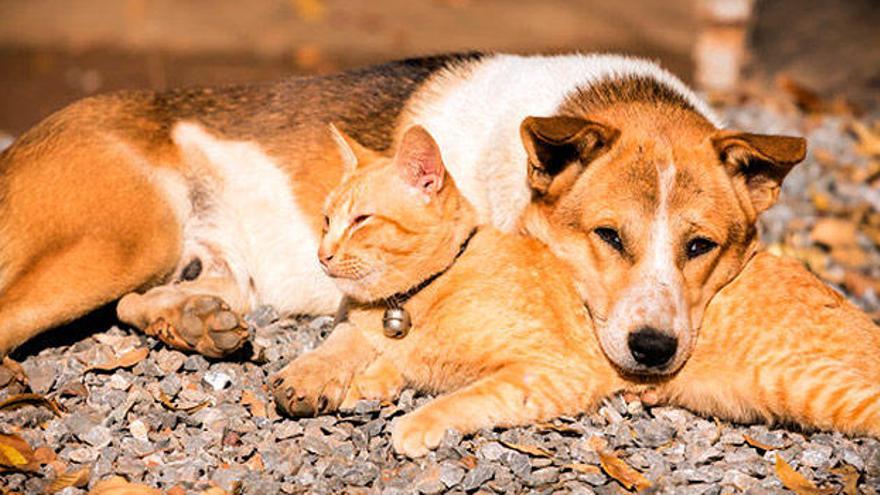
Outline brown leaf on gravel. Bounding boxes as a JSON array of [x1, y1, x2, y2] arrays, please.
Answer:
[[535, 422, 581, 435], [743, 433, 787, 451], [0, 357, 28, 389], [830, 464, 860, 495], [0, 393, 66, 416], [240, 390, 267, 418], [563, 463, 602, 475], [32, 446, 56, 465], [499, 440, 552, 457], [776, 75, 825, 113], [45, 466, 90, 494], [810, 217, 867, 267], [851, 120, 880, 157], [774, 455, 834, 495], [0, 433, 39, 472], [87, 476, 162, 495], [85, 347, 149, 373], [589, 436, 651, 491], [157, 391, 210, 414], [458, 455, 478, 470]]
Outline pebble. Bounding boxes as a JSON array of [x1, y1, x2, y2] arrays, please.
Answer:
[[203, 370, 233, 391]]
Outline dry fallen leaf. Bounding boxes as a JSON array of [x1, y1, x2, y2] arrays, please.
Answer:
[[499, 440, 552, 457], [46, 466, 90, 493], [240, 390, 267, 418], [85, 347, 149, 373], [157, 391, 210, 414], [0, 357, 28, 388], [810, 217, 867, 267], [851, 120, 880, 157], [830, 464, 859, 495], [535, 422, 581, 435], [589, 436, 651, 491], [0, 393, 66, 416], [774, 455, 834, 495], [458, 455, 478, 470], [87, 476, 162, 495], [743, 433, 786, 451], [563, 463, 602, 475], [0, 433, 38, 472], [776, 75, 825, 114]]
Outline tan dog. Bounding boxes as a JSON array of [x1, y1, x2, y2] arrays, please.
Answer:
[[0, 53, 804, 369], [271, 125, 880, 458]]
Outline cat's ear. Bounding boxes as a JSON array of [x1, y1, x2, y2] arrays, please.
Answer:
[[329, 123, 375, 176], [393, 125, 445, 195]]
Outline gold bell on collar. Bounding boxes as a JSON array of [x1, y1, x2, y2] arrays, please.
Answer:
[[383, 307, 411, 339]]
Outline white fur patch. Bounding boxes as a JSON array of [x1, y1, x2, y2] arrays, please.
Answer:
[[404, 53, 721, 232], [171, 123, 341, 314]]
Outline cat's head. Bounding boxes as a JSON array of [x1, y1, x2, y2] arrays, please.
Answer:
[[319, 125, 477, 303]]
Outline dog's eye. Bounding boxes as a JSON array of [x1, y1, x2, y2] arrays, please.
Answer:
[[322, 215, 329, 232], [686, 237, 718, 259], [352, 214, 371, 227], [595, 227, 624, 252]]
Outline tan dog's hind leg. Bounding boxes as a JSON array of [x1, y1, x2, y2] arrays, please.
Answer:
[[0, 131, 182, 358], [117, 275, 250, 358]]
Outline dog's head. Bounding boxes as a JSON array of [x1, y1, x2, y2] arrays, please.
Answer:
[[521, 100, 805, 376]]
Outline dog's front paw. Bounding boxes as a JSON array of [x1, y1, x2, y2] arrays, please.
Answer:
[[391, 409, 450, 457], [271, 355, 349, 417]]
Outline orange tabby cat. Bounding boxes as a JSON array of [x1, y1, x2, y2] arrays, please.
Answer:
[[272, 125, 615, 457], [272, 125, 880, 457]]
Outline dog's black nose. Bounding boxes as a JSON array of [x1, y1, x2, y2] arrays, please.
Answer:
[[628, 327, 677, 367]]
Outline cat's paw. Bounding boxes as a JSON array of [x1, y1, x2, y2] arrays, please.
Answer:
[[392, 410, 449, 457], [271, 355, 349, 417], [340, 362, 405, 410]]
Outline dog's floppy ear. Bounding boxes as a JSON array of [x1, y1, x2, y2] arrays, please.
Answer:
[[712, 131, 806, 214], [520, 116, 619, 195]]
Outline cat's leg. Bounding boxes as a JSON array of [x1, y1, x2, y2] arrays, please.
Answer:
[[339, 356, 405, 410], [271, 322, 379, 416], [116, 274, 250, 358], [392, 363, 605, 457]]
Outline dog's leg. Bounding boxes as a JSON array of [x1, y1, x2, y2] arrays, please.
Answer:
[[339, 356, 405, 410], [271, 322, 379, 416], [116, 273, 251, 358], [391, 363, 603, 457], [0, 145, 182, 358]]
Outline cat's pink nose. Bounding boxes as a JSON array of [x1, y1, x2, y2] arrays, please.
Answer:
[[318, 249, 334, 267]]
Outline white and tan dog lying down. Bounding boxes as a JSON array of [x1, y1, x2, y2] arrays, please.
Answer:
[[0, 53, 810, 380]]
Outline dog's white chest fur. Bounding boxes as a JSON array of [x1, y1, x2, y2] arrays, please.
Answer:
[[170, 123, 341, 315]]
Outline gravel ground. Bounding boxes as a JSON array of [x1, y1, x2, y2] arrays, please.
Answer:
[[1, 98, 879, 494]]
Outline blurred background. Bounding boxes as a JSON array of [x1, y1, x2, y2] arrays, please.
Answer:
[[0, 0, 878, 322], [0, 0, 878, 135]]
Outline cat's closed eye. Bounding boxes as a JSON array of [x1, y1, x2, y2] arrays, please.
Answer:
[[352, 214, 371, 227]]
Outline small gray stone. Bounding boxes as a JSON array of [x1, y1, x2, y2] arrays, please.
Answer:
[[631, 419, 675, 447], [500, 450, 531, 478], [81, 425, 113, 448], [460, 463, 494, 491], [183, 354, 209, 372], [439, 462, 465, 488], [478, 441, 508, 461], [155, 348, 187, 374], [66, 446, 98, 463], [527, 467, 560, 487], [203, 370, 232, 391], [246, 305, 281, 327], [800, 443, 834, 468]]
